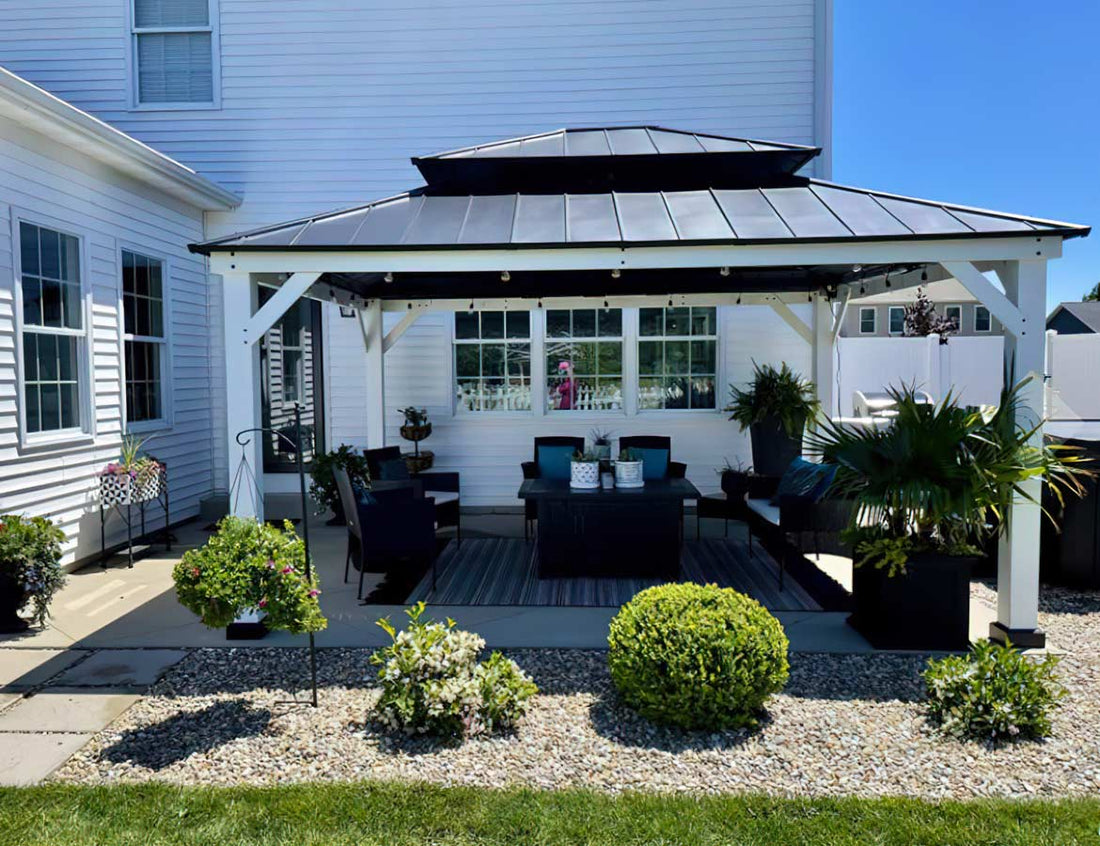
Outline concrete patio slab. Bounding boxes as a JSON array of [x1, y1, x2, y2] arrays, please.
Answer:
[[0, 648, 85, 690], [0, 690, 138, 733], [0, 732, 91, 786], [50, 649, 188, 688]]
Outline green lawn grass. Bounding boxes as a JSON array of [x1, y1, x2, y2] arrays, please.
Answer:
[[1, 782, 1098, 846]]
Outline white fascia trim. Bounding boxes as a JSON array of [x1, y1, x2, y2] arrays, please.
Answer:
[[0, 66, 239, 211]]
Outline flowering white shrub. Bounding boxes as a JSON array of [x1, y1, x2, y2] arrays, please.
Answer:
[[923, 639, 1064, 741], [371, 603, 537, 737]]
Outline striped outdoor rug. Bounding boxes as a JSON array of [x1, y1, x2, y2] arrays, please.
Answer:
[[405, 537, 822, 611]]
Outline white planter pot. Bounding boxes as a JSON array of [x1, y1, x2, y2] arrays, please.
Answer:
[[614, 460, 644, 488], [570, 460, 600, 489]]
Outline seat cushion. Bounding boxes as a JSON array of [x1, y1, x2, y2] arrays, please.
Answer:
[[430, 491, 460, 506], [376, 457, 410, 481], [770, 458, 832, 505], [536, 444, 574, 480], [633, 447, 669, 480], [746, 497, 781, 527]]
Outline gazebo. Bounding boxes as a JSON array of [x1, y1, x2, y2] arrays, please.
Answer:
[[190, 126, 1090, 648]]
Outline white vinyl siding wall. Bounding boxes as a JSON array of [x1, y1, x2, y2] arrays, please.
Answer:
[[0, 117, 213, 566]]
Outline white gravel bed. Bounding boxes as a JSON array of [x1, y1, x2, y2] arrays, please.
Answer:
[[52, 640, 1100, 799]]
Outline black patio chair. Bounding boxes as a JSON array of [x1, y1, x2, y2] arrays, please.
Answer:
[[617, 435, 686, 479], [521, 436, 585, 541], [364, 446, 461, 544]]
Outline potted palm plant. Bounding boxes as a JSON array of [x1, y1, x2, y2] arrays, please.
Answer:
[[726, 362, 818, 477], [809, 382, 1089, 650]]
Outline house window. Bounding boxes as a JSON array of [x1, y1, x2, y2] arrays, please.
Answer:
[[638, 306, 717, 409], [859, 307, 876, 334], [545, 309, 623, 412], [19, 222, 85, 434], [132, 0, 216, 105], [888, 306, 906, 335], [974, 305, 992, 332], [944, 305, 962, 330], [454, 311, 531, 412], [122, 250, 167, 425]]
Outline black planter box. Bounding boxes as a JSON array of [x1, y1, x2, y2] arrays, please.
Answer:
[[849, 551, 975, 651], [749, 415, 802, 477]]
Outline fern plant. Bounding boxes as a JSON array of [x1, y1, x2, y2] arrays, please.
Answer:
[[725, 361, 819, 437]]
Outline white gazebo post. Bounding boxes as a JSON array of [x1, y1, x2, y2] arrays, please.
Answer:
[[359, 299, 386, 449], [812, 293, 836, 420], [222, 270, 264, 519], [991, 258, 1048, 648]]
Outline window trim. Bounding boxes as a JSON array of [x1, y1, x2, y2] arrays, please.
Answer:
[[11, 210, 96, 448], [544, 308, 625, 414], [974, 304, 992, 333], [887, 305, 906, 336], [118, 243, 173, 433], [126, 0, 222, 111], [858, 306, 877, 335], [636, 306, 720, 413]]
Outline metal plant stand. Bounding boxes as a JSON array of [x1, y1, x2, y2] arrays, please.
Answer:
[[99, 465, 171, 569]]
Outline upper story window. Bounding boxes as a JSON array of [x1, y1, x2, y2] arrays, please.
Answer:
[[859, 307, 876, 334], [454, 311, 531, 412], [944, 305, 962, 331], [888, 306, 906, 335], [122, 250, 167, 426], [638, 307, 717, 410], [545, 308, 623, 412], [19, 222, 86, 435], [974, 305, 992, 332], [132, 0, 216, 106]]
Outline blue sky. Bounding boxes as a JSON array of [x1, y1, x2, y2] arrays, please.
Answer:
[[833, 1, 1099, 309]]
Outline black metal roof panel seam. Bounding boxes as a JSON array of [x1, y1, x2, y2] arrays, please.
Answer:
[[755, 187, 797, 238], [707, 187, 739, 239], [938, 204, 978, 234], [453, 196, 477, 244], [396, 194, 429, 245], [658, 191, 682, 240], [804, 186, 857, 238], [865, 193, 916, 236]]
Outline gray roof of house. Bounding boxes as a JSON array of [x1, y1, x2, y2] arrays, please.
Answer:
[[1048, 301, 1100, 332]]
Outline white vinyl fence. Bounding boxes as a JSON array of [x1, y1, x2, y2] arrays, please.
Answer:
[[1046, 331, 1100, 439], [836, 334, 1005, 416]]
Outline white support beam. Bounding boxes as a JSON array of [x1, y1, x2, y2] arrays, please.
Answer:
[[222, 272, 263, 519], [992, 259, 1047, 648], [770, 299, 814, 345], [940, 261, 1025, 338], [831, 290, 850, 344], [382, 309, 422, 354], [243, 272, 321, 344], [207, 235, 1062, 277], [359, 301, 386, 450], [811, 295, 836, 420]]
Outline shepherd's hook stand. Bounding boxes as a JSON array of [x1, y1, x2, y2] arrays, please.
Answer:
[[235, 402, 318, 708]]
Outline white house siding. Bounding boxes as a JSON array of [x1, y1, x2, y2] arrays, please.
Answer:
[[0, 118, 213, 566], [325, 303, 813, 506], [0, 0, 830, 501]]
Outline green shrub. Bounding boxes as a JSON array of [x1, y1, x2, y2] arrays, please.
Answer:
[[371, 603, 537, 738], [0, 514, 66, 626], [923, 639, 1064, 741], [607, 583, 790, 730], [309, 445, 371, 516], [173, 517, 326, 634]]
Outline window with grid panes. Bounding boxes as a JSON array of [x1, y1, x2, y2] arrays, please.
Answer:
[[545, 308, 623, 411], [122, 250, 166, 424], [454, 311, 531, 412], [638, 306, 717, 409], [20, 223, 84, 434], [132, 0, 215, 105]]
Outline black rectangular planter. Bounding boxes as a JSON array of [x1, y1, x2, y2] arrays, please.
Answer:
[[849, 551, 976, 651]]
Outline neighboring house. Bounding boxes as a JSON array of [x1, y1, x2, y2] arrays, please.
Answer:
[[839, 278, 1003, 338], [0, 0, 834, 556], [1047, 301, 1100, 334]]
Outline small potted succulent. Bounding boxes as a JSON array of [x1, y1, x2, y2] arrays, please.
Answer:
[[398, 407, 434, 474], [570, 450, 601, 490], [309, 445, 371, 526], [99, 435, 164, 506], [0, 514, 66, 633], [726, 362, 818, 478], [589, 428, 613, 462], [614, 447, 644, 489]]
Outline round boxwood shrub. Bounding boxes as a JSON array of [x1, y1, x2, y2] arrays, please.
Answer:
[[607, 583, 789, 729]]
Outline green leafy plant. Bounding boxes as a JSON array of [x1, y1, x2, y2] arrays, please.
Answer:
[[0, 515, 66, 626], [101, 434, 162, 486], [617, 448, 640, 462], [308, 445, 371, 515], [809, 381, 1091, 574], [923, 639, 1064, 741], [725, 361, 819, 437], [571, 450, 600, 463], [371, 603, 537, 737], [173, 517, 326, 634], [607, 583, 789, 730]]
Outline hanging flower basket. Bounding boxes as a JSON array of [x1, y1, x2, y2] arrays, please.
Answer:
[[399, 422, 432, 442]]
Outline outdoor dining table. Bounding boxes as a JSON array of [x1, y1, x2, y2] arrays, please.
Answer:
[[518, 477, 701, 579]]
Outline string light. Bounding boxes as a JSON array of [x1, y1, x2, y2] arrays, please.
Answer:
[[383, 272, 393, 284]]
